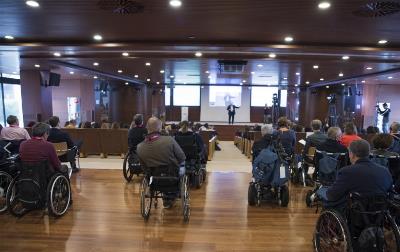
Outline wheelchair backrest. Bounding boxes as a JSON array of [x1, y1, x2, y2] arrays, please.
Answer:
[[253, 146, 282, 185], [316, 150, 346, 185], [143, 165, 179, 178], [175, 134, 199, 160], [16, 161, 49, 203]]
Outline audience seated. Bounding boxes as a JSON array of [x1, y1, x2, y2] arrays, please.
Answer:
[[101, 122, 110, 129], [128, 114, 148, 151], [340, 122, 361, 148], [47, 116, 81, 172], [293, 124, 305, 133], [82, 121, 92, 128], [252, 124, 274, 160], [0, 115, 30, 141], [111, 122, 120, 129], [389, 122, 400, 154], [92, 122, 100, 128], [317, 140, 392, 209], [176, 121, 206, 163], [366, 125, 377, 134], [275, 117, 296, 156], [19, 123, 68, 175], [199, 123, 209, 131], [371, 133, 399, 158], [26, 121, 36, 128], [302, 119, 328, 174], [137, 117, 186, 208], [65, 119, 77, 129]]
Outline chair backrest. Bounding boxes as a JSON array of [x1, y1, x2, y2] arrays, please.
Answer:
[[52, 142, 68, 157], [175, 134, 199, 160], [16, 161, 49, 204], [316, 150, 347, 185], [143, 165, 179, 178]]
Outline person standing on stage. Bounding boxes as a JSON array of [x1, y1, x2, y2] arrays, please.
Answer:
[[377, 103, 391, 133], [227, 103, 240, 124], [263, 104, 269, 124]]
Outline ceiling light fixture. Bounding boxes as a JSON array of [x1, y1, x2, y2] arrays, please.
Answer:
[[242, 80, 247, 83], [320, 78, 324, 81], [251, 71, 255, 75], [283, 77, 288, 80], [388, 76, 393, 79], [361, 80, 366, 83], [125, 82, 129, 85], [257, 64, 263, 68], [26, 1, 40, 8], [93, 62, 99, 66], [205, 71, 210, 74], [118, 70, 123, 73], [313, 65, 319, 69], [93, 34, 103, 41], [94, 76, 98, 79], [170, 75, 175, 78], [294, 84, 299, 87], [156, 82, 160, 85], [269, 53, 276, 58], [366, 67, 373, 70], [145, 62, 151, 66], [284, 36, 294, 42], [134, 75, 139, 78], [69, 71, 74, 75], [122, 52, 129, 57], [341, 83, 345, 86], [326, 86, 330, 88], [195, 52, 202, 57], [339, 72, 344, 77], [169, 0, 182, 8], [4, 35, 14, 40], [306, 81, 310, 84], [34, 64, 40, 68], [378, 40, 388, 45], [295, 72, 300, 76], [53, 52, 61, 57], [342, 55, 350, 60], [160, 70, 165, 73], [318, 1, 331, 9], [147, 78, 151, 82]]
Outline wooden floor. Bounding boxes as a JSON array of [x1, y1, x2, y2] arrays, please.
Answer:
[[0, 169, 318, 252]]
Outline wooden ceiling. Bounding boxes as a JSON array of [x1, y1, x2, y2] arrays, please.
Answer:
[[0, 0, 400, 87]]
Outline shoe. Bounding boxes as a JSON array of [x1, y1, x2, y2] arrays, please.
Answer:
[[163, 199, 176, 209]]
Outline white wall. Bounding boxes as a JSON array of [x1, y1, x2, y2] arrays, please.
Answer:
[[200, 86, 251, 122]]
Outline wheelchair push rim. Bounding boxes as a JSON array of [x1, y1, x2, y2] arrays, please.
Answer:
[[123, 152, 141, 182], [6, 177, 29, 217], [314, 209, 352, 252], [181, 175, 190, 222], [48, 174, 71, 217], [140, 177, 152, 221], [0, 171, 13, 213], [383, 213, 400, 251]]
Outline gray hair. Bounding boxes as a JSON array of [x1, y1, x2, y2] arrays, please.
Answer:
[[32, 122, 50, 137], [327, 127, 342, 140], [349, 139, 370, 159], [311, 119, 322, 131], [391, 122, 400, 133], [261, 124, 273, 136]]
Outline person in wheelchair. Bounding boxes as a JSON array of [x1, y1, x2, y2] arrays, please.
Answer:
[[0, 115, 30, 142], [19, 123, 69, 177], [47, 116, 81, 173], [128, 114, 148, 152], [274, 117, 296, 157], [252, 124, 274, 161], [317, 140, 392, 210], [137, 117, 186, 208], [176, 121, 206, 162]]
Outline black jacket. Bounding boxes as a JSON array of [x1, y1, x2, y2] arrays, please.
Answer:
[[327, 158, 393, 201], [315, 138, 349, 168], [227, 105, 239, 115], [47, 128, 74, 148], [252, 135, 273, 161], [128, 127, 148, 150]]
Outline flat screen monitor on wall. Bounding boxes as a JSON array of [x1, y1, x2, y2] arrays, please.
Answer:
[[164, 85, 200, 106]]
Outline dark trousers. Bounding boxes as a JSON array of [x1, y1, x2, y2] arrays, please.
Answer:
[[228, 113, 235, 124]]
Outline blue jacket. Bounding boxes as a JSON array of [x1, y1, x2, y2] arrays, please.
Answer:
[[326, 158, 393, 201]]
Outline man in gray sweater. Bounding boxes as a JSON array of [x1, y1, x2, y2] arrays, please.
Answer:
[[137, 117, 186, 208]]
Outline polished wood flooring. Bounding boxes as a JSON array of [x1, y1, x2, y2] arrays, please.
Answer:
[[0, 170, 318, 252]]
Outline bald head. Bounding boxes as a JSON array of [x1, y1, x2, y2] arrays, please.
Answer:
[[146, 117, 162, 134]]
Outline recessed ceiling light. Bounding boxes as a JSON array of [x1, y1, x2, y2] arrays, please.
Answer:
[[118, 70, 123, 73], [93, 62, 99, 66], [145, 62, 151, 66], [320, 78, 324, 81], [205, 71, 210, 74], [240, 83, 243, 86], [34, 64, 40, 68], [378, 40, 388, 45], [156, 82, 160, 85], [294, 84, 299, 87], [283, 77, 288, 80], [306, 81, 310, 84], [160, 70, 165, 73], [170, 75, 174, 78], [269, 53, 276, 58], [251, 71, 255, 75], [4, 35, 14, 40], [295, 72, 300, 76], [195, 52, 202, 57], [94, 76, 98, 79], [318, 1, 331, 9], [188, 35, 196, 39], [284, 36, 294, 42], [388, 76, 393, 79], [342, 55, 350, 60], [366, 67, 373, 70], [361, 80, 366, 83], [169, 0, 182, 7], [122, 52, 129, 57], [93, 34, 103, 41], [291, 91, 295, 94], [53, 52, 61, 57], [125, 82, 129, 85], [326, 86, 330, 88], [341, 83, 345, 86], [147, 78, 151, 82], [134, 74, 139, 78], [69, 71, 74, 75], [26, 1, 40, 8], [339, 72, 344, 77], [257, 64, 263, 68], [313, 65, 319, 69], [242, 80, 247, 83]]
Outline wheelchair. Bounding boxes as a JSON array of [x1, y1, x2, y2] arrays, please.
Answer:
[[175, 134, 206, 188], [292, 146, 317, 187], [0, 154, 20, 213], [6, 161, 71, 217], [122, 148, 143, 182], [248, 144, 290, 207], [314, 193, 400, 251], [139, 165, 190, 222], [306, 150, 347, 208]]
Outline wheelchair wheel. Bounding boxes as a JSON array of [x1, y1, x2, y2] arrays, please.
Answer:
[[123, 152, 134, 182], [202, 168, 206, 183], [383, 213, 400, 251], [140, 177, 152, 221], [279, 185, 289, 207], [306, 190, 313, 208], [0, 171, 13, 213], [6, 178, 29, 217], [193, 171, 203, 189], [180, 176, 190, 222], [47, 174, 71, 217], [248, 183, 257, 206], [314, 209, 353, 252]]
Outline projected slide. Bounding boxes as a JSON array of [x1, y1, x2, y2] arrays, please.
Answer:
[[209, 86, 242, 107]]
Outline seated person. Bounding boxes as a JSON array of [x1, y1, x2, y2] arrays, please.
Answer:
[[314, 127, 349, 176], [389, 122, 400, 154], [137, 117, 186, 208], [19, 123, 68, 176], [340, 122, 361, 148], [275, 117, 296, 156], [128, 114, 148, 151], [252, 124, 274, 161], [302, 119, 328, 174], [47, 116, 81, 172], [0, 115, 31, 141], [176, 120, 206, 163], [318, 140, 392, 209]]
